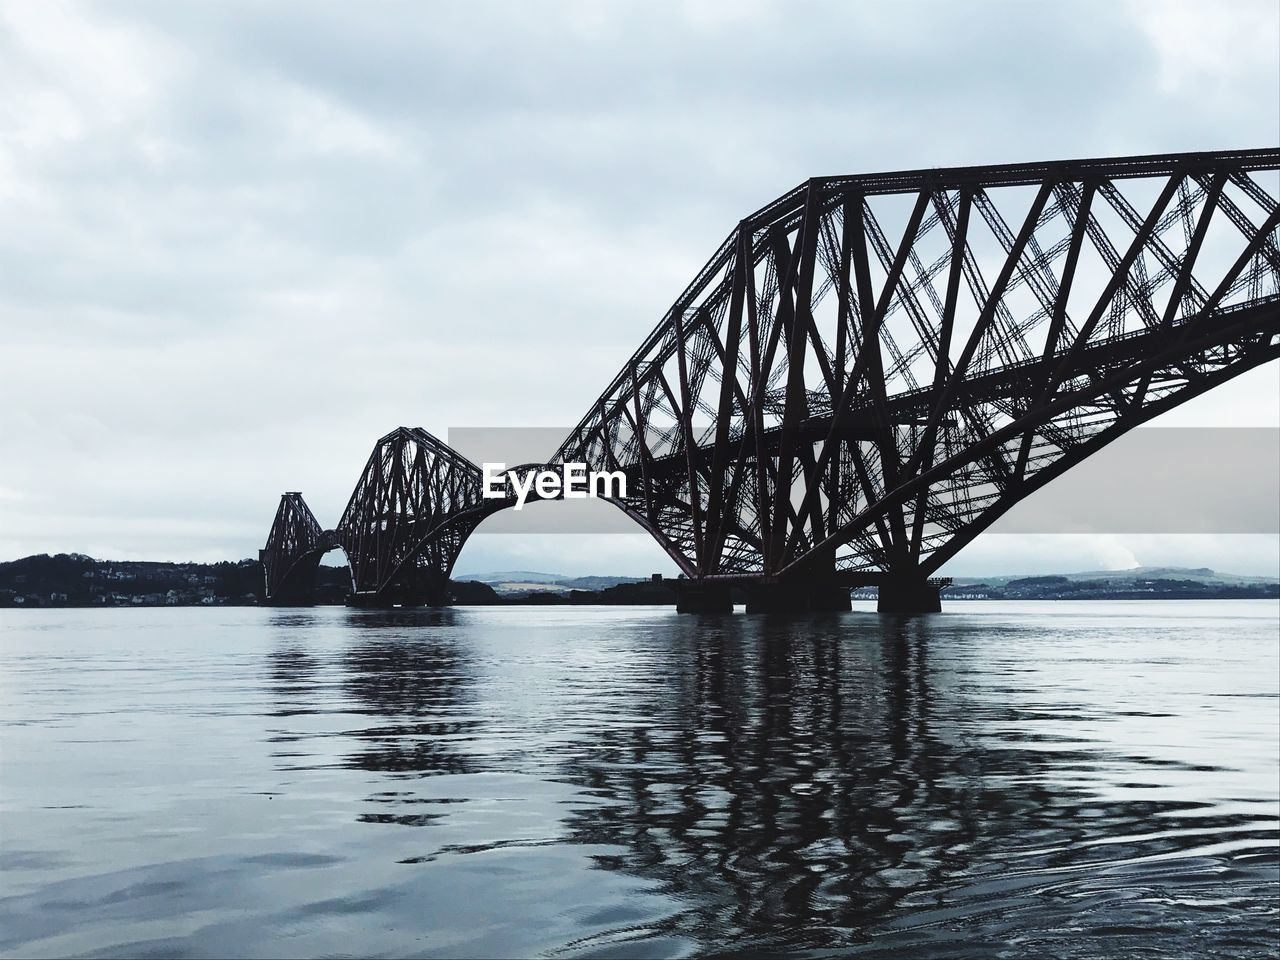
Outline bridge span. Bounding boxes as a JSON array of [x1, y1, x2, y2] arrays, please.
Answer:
[[261, 148, 1280, 613]]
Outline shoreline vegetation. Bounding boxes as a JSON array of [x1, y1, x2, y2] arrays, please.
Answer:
[[1, 553, 1277, 609]]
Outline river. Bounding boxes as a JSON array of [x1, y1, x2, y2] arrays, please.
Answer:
[[1, 601, 1277, 957]]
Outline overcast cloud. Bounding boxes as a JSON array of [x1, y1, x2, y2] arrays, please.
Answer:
[[1, 0, 1277, 577]]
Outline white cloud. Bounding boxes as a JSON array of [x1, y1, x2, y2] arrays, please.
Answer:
[[1126, 0, 1280, 95]]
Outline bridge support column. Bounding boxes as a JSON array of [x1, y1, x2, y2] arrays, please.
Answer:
[[744, 579, 851, 614], [675, 581, 734, 614], [345, 584, 451, 608], [346, 593, 398, 609], [877, 578, 943, 614]]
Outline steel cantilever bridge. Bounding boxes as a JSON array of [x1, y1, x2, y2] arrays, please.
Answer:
[[261, 148, 1280, 613]]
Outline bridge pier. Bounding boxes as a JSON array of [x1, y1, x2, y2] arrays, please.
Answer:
[[744, 579, 851, 614], [262, 596, 319, 607], [877, 577, 945, 615], [345, 582, 451, 608], [674, 581, 734, 614], [344, 595, 449, 608]]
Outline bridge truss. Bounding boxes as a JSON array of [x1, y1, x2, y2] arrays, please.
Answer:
[[263, 149, 1280, 611], [262, 429, 543, 606]]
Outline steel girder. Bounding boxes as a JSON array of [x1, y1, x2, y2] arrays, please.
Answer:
[[334, 427, 498, 603], [552, 148, 1280, 583], [260, 429, 551, 604], [259, 492, 339, 603]]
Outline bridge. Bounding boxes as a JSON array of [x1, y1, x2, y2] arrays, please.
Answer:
[[261, 148, 1280, 613], [260, 428, 544, 607]]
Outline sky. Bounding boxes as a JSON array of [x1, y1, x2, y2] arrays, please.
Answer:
[[1, 0, 1277, 578]]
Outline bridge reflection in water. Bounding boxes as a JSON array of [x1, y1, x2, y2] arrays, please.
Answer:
[[264, 608, 1280, 955], [261, 149, 1280, 612]]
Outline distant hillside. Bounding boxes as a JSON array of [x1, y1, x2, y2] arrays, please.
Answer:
[[0, 553, 348, 607], [457, 571, 649, 594], [933, 567, 1279, 601], [951, 566, 1279, 587], [0, 554, 511, 608], [460, 570, 569, 584], [451, 566, 1280, 600], [2, 556, 1276, 608]]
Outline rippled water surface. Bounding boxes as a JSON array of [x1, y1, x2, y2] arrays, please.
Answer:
[[1, 602, 1277, 958]]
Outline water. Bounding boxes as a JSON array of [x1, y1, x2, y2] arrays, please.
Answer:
[[1, 602, 1277, 958]]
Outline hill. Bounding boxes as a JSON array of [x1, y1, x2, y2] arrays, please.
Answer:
[[934, 567, 1278, 601], [1, 556, 1275, 608]]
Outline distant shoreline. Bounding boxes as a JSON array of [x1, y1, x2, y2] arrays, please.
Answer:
[[3, 596, 1279, 612], [2, 553, 1277, 609]]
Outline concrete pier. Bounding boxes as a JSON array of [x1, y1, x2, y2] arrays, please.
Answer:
[[674, 581, 734, 614], [744, 579, 852, 613], [876, 578, 943, 614]]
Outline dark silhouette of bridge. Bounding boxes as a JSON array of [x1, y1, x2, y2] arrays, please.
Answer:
[[261, 149, 1280, 613]]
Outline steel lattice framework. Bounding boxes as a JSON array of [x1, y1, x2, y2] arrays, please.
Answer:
[[263, 149, 1280, 610], [259, 492, 337, 603], [337, 427, 498, 604], [263, 429, 543, 605]]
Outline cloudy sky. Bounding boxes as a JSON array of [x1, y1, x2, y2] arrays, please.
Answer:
[[1, 0, 1277, 577]]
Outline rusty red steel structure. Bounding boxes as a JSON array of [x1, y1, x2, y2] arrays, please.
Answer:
[[261, 148, 1280, 612]]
